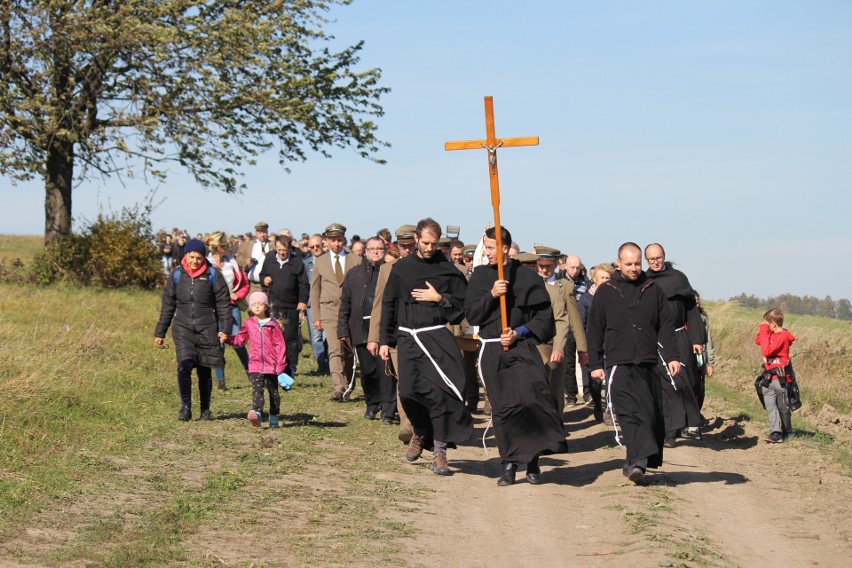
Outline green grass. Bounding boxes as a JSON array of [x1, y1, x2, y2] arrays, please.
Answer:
[[0, 234, 42, 263], [0, 283, 419, 565]]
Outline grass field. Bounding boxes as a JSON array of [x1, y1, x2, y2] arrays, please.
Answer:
[[0, 262, 850, 564], [0, 234, 43, 263]]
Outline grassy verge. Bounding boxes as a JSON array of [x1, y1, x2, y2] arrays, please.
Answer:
[[0, 284, 418, 566]]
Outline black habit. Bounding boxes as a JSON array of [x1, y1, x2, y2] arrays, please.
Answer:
[[380, 252, 473, 445], [465, 260, 568, 464]]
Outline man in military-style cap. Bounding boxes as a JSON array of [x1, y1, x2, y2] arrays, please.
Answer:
[[310, 223, 356, 400], [535, 245, 586, 416], [247, 221, 272, 290]]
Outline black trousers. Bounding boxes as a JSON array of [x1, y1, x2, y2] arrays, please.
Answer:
[[272, 306, 301, 377], [177, 359, 212, 410], [356, 344, 396, 418]]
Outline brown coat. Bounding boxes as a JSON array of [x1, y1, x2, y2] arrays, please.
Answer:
[[310, 251, 358, 324], [547, 278, 587, 353], [367, 258, 396, 344]]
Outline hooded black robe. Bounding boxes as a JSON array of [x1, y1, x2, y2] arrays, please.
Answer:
[[465, 260, 567, 464], [380, 252, 473, 444]]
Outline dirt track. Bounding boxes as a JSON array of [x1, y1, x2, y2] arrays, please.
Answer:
[[394, 400, 851, 567]]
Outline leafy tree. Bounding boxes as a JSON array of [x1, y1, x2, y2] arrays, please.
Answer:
[[0, 0, 388, 243]]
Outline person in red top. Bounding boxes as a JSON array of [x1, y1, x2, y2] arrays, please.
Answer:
[[754, 308, 796, 443]]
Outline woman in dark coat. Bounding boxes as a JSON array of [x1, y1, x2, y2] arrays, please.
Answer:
[[155, 238, 233, 420]]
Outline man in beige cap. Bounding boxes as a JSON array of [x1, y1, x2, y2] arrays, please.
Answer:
[[368, 224, 418, 438], [535, 246, 585, 416], [310, 223, 356, 400], [246, 222, 272, 292]]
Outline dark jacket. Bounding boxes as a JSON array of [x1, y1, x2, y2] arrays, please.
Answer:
[[338, 260, 383, 345], [645, 262, 704, 345], [586, 271, 678, 372], [259, 251, 309, 310], [155, 262, 233, 367]]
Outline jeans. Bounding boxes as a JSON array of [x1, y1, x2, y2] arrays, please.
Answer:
[[305, 307, 329, 373]]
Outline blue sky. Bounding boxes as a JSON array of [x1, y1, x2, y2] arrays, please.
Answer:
[[2, 1, 850, 301]]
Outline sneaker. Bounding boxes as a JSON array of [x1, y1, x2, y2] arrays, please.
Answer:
[[405, 434, 424, 462], [197, 409, 213, 421], [431, 453, 451, 476], [217, 380, 226, 392], [767, 432, 784, 443], [178, 406, 192, 421], [583, 393, 593, 405], [627, 465, 649, 486], [247, 409, 262, 427], [268, 415, 280, 429], [685, 426, 702, 440]]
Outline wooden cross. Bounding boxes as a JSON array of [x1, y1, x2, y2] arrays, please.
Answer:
[[445, 96, 539, 337]]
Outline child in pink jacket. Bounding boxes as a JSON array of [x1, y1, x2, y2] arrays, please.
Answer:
[[229, 292, 288, 428]]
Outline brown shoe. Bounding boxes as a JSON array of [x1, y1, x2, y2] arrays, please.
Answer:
[[217, 380, 226, 392], [329, 391, 343, 402], [431, 453, 450, 475], [405, 434, 424, 462]]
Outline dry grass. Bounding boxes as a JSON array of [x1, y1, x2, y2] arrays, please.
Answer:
[[0, 234, 42, 263], [707, 300, 852, 414]]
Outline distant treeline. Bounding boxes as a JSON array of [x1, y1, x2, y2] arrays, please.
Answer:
[[729, 293, 852, 320]]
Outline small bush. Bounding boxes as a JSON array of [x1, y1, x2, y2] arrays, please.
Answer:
[[28, 204, 162, 289]]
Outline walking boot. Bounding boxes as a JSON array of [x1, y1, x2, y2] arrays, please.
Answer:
[[497, 463, 517, 486], [405, 434, 424, 462], [526, 457, 542, 485], [628, 465, 649, 486], [431, 453, 451, 476], [178, 406, 192, 421]]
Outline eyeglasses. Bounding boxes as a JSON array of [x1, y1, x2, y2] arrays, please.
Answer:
[[309, 244, 323, 249], [366, 247, 385, 252], [646, 257, 664, 262]]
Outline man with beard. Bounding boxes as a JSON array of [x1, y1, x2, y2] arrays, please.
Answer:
[[644, 243, 704, 446], [465, 227, 567, 486], [586, 242, 681, 486], [379, 218, 473, 476], [338, 237, 397, 422]]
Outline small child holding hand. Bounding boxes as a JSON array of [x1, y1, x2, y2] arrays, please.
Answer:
[[229, 292, 288, 428], [754, 308, 796, 443]]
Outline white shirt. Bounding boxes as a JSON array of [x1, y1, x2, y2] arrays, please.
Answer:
[[248, 239, 270, 282]]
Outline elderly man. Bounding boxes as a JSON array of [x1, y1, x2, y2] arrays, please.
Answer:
[[586, 242, 681, 486], [535, 246, 586, 417], [310, 223, 356, 400], [350, 240, 366, 258], [339, 237, 396, 422], [644, 243, 704, 446]]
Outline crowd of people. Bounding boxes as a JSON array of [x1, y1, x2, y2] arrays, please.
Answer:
[[154, 217, 798, 487]]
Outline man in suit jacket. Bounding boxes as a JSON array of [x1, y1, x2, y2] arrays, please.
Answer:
[[311, 223, 356, 400]]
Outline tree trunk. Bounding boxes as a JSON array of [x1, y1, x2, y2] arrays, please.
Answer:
[[44, 141, 74, 244]]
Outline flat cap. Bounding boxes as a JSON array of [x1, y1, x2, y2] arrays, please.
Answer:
[[323, 223, 347, 237], [395, 224, 416, 243], [536, 245, 561, 260], [515, 252, 538, 265], [255, 221, 269, 231]]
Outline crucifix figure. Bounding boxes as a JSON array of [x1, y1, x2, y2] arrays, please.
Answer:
[[445, 96, 539, 335]]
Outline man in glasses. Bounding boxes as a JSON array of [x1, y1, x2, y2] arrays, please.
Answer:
[[338, 236, 396, 422], [643, 243, 704, 447], [303, 233, 329, 374]]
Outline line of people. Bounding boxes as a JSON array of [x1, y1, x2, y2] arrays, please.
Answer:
[[154, 219, 716, 487]]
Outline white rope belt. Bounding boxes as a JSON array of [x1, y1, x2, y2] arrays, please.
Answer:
[[657, 342, 679, 391], [605, 365, 623, 447], [476, 337, 503, 455], [675, 325, 687, 332], [343, 347, 359, 399], [398, 325, 464, 402]]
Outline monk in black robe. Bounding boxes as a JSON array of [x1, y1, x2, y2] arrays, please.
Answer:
[[644, 243, 704, 446], [380, 218, 473, 475], [465, 227, 567, 486]]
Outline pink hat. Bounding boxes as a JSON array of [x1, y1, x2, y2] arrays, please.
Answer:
[[248, 291, 269, 307]]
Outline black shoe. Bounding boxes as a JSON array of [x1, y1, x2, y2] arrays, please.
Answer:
[[566, 396, 578, 407], [178, 406, 191, 421], [663, 437, 676, 448], [197, 409, 212, 421], [363, 408, 377, 420], [583, 393, 593, 405], [526, 458, 541, 485], [593, 402, 604, 423], [767, 431, 784, 443], [381, 417, 393, 425], [627, 465, 648, 486], [497, 463, 517, 486]]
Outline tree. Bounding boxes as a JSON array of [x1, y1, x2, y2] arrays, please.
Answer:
[[0, 0, 388, 243]]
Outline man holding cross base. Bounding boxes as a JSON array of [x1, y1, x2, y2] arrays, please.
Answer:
[[586, 242, 681, 486], [379, 218, 473, 475]]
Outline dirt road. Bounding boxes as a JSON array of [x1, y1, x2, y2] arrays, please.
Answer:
[[396, 400, 851, 567]]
